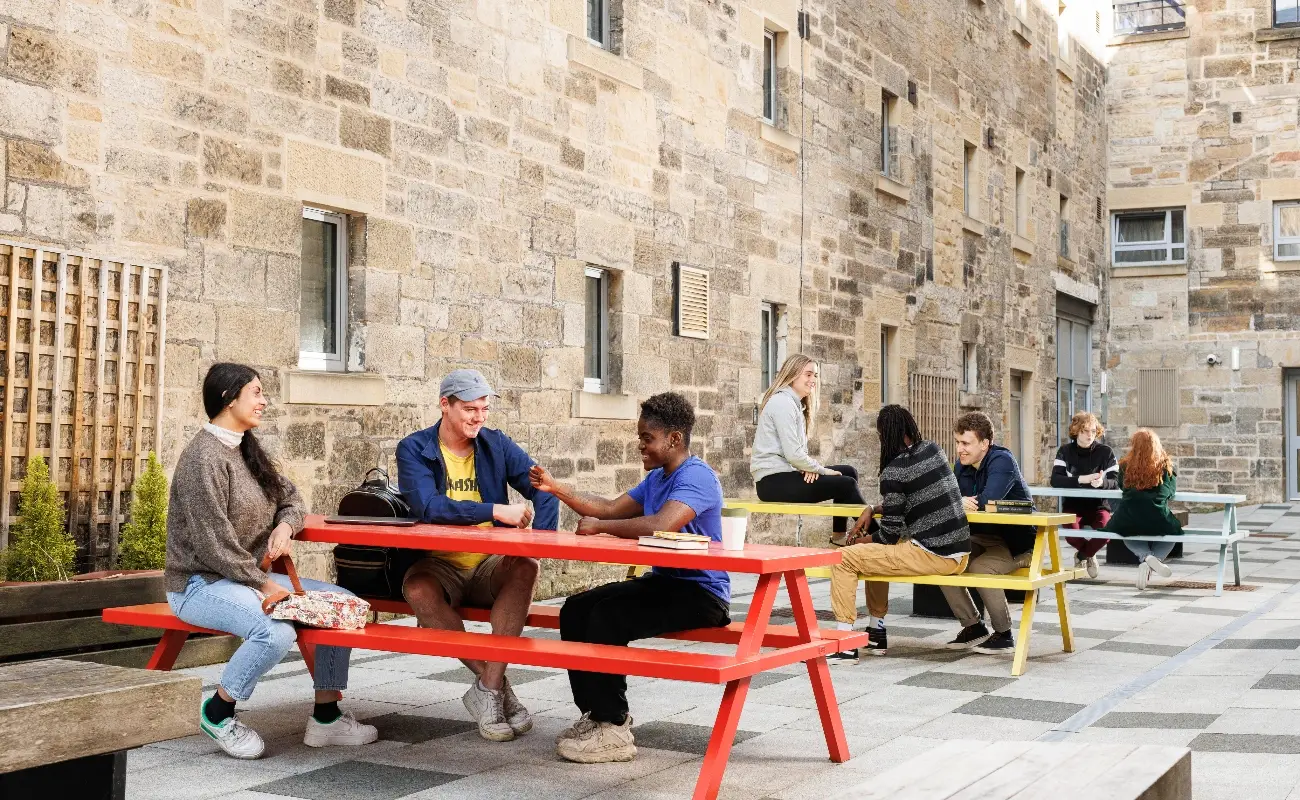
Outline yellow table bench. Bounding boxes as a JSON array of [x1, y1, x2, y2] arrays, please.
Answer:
[[724, 500, 1082, 676]]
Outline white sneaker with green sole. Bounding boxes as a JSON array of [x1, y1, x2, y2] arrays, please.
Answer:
[[200, 711, 265, 760]]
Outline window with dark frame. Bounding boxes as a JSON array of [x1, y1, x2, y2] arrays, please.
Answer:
[[1276, 0, 1298, 26], [1059, 195, 1071, 259], [881, 91, 898, 178], [584, 266, 609, 393], [1113, 0, 1186, 35], [880, 325, 897, 404], [1055, 294, 1094, 445], [760, 302, 780, 392], [299, 207, 348, 371]]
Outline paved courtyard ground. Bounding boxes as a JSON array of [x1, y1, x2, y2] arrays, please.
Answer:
[[128, 502, 1300, 800]]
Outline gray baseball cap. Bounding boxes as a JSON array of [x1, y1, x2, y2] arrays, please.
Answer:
[[439, 369, 498, 402]]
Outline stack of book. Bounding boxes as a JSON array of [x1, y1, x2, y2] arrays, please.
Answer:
[[985, 499, 1036, 515], [637, 531, 712, 550]]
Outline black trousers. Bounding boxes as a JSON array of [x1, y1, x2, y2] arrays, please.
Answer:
[[755, 464, 864, 533], [560, 574, 730, 724]]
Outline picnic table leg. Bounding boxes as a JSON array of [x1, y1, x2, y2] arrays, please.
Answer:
[[784, 569, 850, 763], [1011, 587, 1037, 678], [145, 630, 190, 671], [1215, 544, 1228, 596], [1046, 529, 1074, 654], [297, 639, 317, 677], [1232, 540, 1242, 587], [693, 573, 781, 800]]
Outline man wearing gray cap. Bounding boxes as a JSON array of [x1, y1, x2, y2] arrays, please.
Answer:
[[394, 369, 558, 742]]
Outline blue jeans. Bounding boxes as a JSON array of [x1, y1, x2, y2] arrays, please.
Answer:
[[1124, 539, 1175, 561], [167, 573, 353, 701]]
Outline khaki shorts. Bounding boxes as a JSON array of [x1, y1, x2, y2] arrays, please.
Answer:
[[401, 554, 504, 609]]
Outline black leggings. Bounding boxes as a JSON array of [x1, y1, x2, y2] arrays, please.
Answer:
[[755, 464, 864, 533]]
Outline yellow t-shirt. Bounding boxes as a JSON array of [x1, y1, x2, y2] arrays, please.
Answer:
[[438, 443, 491, 570]]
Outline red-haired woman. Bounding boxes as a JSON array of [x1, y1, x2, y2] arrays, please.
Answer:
[[1050, 411, 1118, 578], [1104, 429, 1183, 590]]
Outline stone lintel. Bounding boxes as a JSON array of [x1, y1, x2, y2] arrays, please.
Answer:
[[1109, 184, 1193, 211], [1012, 233, 1035, 256], [572, 390, 638, 420], [1112, 264, 1189, 278], [1255, 27, 1300, 43], [962, 216, 986, 236], [760, 122, 800, 153], [1108, 27, 1190, 46], [875, 174, 910, 202], [566, 36, 643, 90], [283, 370, 387, 405], [1056, 57, 1075, 82]]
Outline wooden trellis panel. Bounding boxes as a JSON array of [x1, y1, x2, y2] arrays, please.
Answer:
[[908, 373, 959, 451], [0, 240, 167, 570]]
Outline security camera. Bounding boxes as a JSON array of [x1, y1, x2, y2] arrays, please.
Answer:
[[1206, 354, 1220, 366]]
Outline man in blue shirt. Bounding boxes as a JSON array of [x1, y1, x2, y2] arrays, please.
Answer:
[[528, 392, 728, 765]]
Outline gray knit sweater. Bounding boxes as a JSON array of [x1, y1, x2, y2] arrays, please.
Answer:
[[164, 430, 305, 593]]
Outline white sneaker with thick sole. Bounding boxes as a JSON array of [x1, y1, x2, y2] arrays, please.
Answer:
[[557, 716, 636, 763], [303, 711, 379, 747], [1145, 554, 1173, 578], [557, 712, 597, 745], [463, 682, 515, 742], [200, 712, 265, 760], [501, 676, 533, 735], [1085, 556, 1099, 579], [1135, 563, 1151, 591]]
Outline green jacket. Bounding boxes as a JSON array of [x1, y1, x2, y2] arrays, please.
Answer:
[[1105, 467, 1183, 538]]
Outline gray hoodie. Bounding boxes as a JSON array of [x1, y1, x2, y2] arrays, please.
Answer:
[[750, 387, 835, 481]]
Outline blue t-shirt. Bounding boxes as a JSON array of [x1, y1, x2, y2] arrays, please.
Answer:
[[627, 455, 730, 605]]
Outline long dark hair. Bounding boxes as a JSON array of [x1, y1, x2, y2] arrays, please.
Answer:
[[202, 363, 286, 505], [876, 404, 923, 475]]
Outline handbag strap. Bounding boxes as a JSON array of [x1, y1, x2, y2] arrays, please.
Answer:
[[260, 553, 306, 594]]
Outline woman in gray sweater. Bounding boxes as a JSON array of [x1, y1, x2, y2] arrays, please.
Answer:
[[165, 363, 378, 760], [750, 354, 865, 544]]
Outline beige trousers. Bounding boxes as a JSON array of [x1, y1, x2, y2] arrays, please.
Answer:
[[940, 532, 1018, 633], [830, 541, 968, 623]]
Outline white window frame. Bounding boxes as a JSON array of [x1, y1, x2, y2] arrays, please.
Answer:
[[584, 266, 609, 394], [880, 325, 897, 404], [962, 342, 977, 393], [1274, 200, 1300, 261], [762, 29, 778, 124], [962, 142, 976, 217], [298, 207, 348, 372], [1111, 207, 1186, 267], [760, 302, 781, 391], [588, 0, 610, 49], [1014, 168, 1028, 237], [881, 92, 896, 178]]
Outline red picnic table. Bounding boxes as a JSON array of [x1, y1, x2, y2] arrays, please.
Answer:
[[105, 516, 866, 800]]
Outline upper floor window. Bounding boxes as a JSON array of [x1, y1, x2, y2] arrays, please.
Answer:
[[1059, 195, 1072, 260], [881, 91, 899, 179], [300, 207, 348, 371], [762, 30, 778, 123], [1112, 208, 1185, 266], [963, 142, 978, 218], [588, 0, 622, 51], [584, 266, 609, 393], [1277, 0, 1300, 27], [1113, 0, 1186, 35], [1275, 201, 1300, 260], [760, 302, 781, 391]]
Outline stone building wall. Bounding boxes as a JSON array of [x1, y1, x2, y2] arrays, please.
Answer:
[[0, 0, 1106, 590], [1105, 0, 1300, 501]]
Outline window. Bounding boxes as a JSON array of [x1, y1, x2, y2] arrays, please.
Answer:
[[1055, 295, 1094, 444], [762, 30, 778, 123], [880, 325, 898, 404], [584, 266, 609, 393], [881, 91, 898, 179], [962, 342, 977, 392], [1279, 0, 1300, 26], [1113, 0, 1186, 34], [674, 263, 710, 339], [1112, 208, 1186, 266], [1014, 168, 1028, 237], [300, 207, 348, 371], [1059, 195, 1071, 259], [1275, 201, 1300, 260], [1058, 5, 1071, 61], [1008, 372, 1026, 469], [963, 142, 977, 217], [588, 0, 610, 48], [760, 302, 781, 391]]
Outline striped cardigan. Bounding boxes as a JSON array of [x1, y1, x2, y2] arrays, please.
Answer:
[[872, 440, 971, 557]]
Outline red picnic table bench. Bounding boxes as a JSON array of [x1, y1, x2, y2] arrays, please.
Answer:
[[103, 515, 867, 800]]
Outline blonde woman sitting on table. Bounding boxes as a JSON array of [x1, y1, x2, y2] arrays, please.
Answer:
[[751, 354, 866, 546]]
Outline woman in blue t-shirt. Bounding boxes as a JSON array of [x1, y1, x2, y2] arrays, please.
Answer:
[[528, 392, 728, 765]]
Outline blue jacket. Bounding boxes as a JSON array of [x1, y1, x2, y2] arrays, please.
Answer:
[[395, 423, 559, 530], [954, 444, 1035, 555]]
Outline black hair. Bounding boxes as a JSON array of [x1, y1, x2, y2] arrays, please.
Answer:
[[202, 363, 287, 505], [639, 392, 696, 447], [876, 404, 923, 475]]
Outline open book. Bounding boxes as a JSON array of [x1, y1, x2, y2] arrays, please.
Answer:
[[637, 531, 712, 550]]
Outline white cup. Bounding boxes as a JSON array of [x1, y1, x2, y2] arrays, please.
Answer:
[[720, 510, 749, 550]]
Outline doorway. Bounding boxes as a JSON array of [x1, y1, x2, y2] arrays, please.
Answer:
[[1287, 370, 1300, 501]]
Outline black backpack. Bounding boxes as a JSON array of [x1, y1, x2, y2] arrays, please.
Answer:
[[332, 469, 411, 598]]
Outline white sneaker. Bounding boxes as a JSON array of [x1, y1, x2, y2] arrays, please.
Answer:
[[557, 712, 598, 745], [1145, 554, 1173, 578], [463, 681, 515, 742], [1085, 556, 1099, 579], [557, 716, 636, 763], [1135, 563, 1151, 591], [303, 711, 379, 748], [199, 711, 265, 760], [501, 676, 533, 735]]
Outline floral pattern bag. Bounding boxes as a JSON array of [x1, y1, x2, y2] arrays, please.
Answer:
[[260, 555, 371, 631]]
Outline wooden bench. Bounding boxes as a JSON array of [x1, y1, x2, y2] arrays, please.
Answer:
[[1030, 487, 1248, 595], [726, 500, 1084, 676], [831, 739, 1190, 800], [0, 659, 198, 800]]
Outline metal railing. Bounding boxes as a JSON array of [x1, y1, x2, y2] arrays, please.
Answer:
[[1113, 0, 1186, 34]]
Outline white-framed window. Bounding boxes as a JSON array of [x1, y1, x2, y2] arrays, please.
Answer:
[[1112, 208, 1186, 266], [760, 302, 782, 391], [584, 266, 609, 394], [963, 142, 977, 217], [1274, 201, 1300, 260], [962, 342, 977, 392], [881, 91, 898, 178], [762, 29, 777, 123], [1014, 168, 1028, 237], [1059, 194, 1071, 259], [1276, 0, 1298, 26], [299, 207, 348, 371], [880, 324, 898, 404], [588, 0, 610, 49]]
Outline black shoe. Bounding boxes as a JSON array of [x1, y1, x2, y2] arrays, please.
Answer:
[[866, 626, 887, 656], [948, 622, 990, 647], [975, 630, 1014, 653], [828, 648, 859, 665]]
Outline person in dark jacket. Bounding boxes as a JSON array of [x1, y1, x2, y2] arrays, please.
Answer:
[[942, 411, 1035, 653], [394, 369, 559, 743], [1050, 411, 1119, 578], [1105, 429, 1182, 590]]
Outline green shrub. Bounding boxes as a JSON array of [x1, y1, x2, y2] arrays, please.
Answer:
[[118, 452, 168, 571], [2, 455, 75, 582]]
